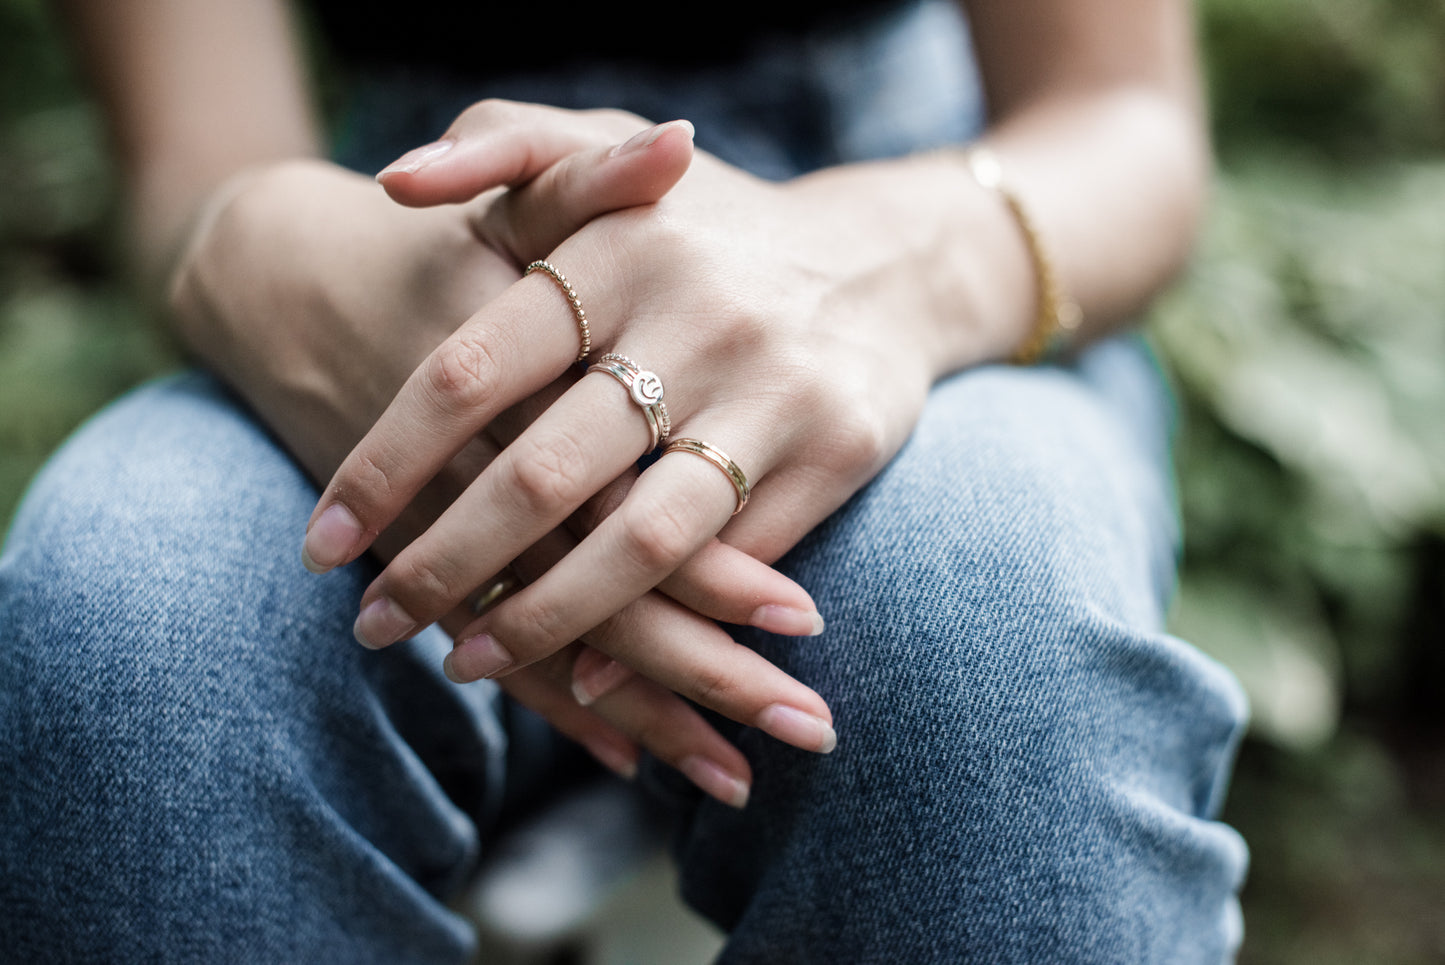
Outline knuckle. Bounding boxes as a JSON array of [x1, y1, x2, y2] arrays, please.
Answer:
[[458, 98, 518, 129], [797, 368, 888, 471], [422, 333, 500, 413], [504, 434, 590, 517], [829, 401, 889, 469], [504, 591, 573, 654], [614, 498, 699, 574], [393, 553, 465, 615], [679, 661, 744, 714], [342, 452, 398, 508]]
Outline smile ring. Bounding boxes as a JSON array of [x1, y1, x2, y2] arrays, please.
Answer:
[[587, 353, 671, 451]]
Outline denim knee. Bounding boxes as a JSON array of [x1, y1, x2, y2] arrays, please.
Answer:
[[674, 358, 1248, 964], [0, 374, 491, 964]]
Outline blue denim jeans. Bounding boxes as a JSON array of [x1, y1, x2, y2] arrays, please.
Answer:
[[0, 2, 1248, 961]]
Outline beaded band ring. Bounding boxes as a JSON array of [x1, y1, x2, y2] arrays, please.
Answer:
[[525, 260, 592, 362]]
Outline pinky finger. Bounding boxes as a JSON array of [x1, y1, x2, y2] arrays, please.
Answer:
[[571, 645, 635, 706], [497, 663, 642, 781], [500, 657, 754, 810]]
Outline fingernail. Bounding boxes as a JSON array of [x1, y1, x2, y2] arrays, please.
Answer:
[[376, 139, 454, 179], [581, 735, 639, 780], [446, 632, 514, 681], [353, 596, 418, 650], [571, 654, 634, 706], [679, 755, 750, 809], [302, 503, 363, 574], [610, 119, 695, 157], [749, 604, 826, 637], [757, 704, 837, 754]]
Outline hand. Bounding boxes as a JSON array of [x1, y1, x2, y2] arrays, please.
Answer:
[[307, 101, 950, 749], [169, 119, 819, 806]]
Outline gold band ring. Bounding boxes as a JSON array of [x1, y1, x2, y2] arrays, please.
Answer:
[[471, 572, 520, 615], [663, 438, 750, 515], [587, 353, 670, 451], [525, 260, 592, 362]]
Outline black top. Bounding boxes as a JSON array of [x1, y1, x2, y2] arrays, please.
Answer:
[[307, 0, 898, 76]]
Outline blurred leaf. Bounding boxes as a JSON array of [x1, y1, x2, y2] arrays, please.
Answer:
[[1171, 574, 1341, 750]]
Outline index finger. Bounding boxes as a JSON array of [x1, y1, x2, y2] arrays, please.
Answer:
[[300, 274, 586, 573]]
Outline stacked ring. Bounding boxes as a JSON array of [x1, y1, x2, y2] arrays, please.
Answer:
[[525, 260, 592, 362], [663, 438, 750, 515], [586, 353, 670, 451]]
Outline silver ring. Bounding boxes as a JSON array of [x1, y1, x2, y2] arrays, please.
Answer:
[[586, 353, 670, 451]]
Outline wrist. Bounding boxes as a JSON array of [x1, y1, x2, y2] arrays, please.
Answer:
[[787, 155, 1040, 379]]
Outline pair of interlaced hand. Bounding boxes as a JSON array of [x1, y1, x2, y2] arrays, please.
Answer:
[[301, 100, 939, 798]]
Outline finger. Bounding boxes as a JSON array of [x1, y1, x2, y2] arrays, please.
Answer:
[[459, 579, 836, 755], [657, 540, 825, 636], [500, 523, 820, 746], [300, 278, 590, 576], [504, 527, 832, 751], [376, 100, 654, 206], [442, 506, 834, 759], [443, 449, 839, 754], [710, 459, 875, 565], [451, 426, 769, 663], [570, 646, 636, 707], [492, 661, 643, 782], [350, 373, 656, 641], [499, 663, 753, 809], [569, 468, 826, 636], [472, 120, 695, 265]]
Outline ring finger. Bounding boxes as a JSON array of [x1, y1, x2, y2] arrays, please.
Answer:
[[352, 366, 673, 645], [442, 427, 836, 750]]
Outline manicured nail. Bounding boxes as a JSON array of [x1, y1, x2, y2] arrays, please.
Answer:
[[353, 596, 417, 650], [302, 503, 363, 574], [571, 654, 634, 706], [679, 755, 750, 809], [757, 704, 837, 754], [581, 735, 639, 780], [445, 632, 514, 682], [749, 604, 826, 637], [376, 139, 454, 179], [609, 119, 695, 157]]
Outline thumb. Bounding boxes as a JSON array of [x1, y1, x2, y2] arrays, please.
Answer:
[[472, 119, 695, 264]]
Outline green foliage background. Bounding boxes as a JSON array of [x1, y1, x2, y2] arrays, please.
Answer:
[[1, 0, 1442, 959]]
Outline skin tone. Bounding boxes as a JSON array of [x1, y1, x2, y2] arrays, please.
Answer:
[[57, 0, 1207, 808]]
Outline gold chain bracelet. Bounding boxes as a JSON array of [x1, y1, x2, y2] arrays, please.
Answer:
[[963, 147, 1082, 364]]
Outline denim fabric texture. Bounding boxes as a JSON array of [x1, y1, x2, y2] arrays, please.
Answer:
[[0, 1, 1248, 961]]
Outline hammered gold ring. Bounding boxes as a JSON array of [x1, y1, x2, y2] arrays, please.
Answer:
[[586, 352, 671, 451], [663, 438, 750, 515], [525, 260, 592, 362]]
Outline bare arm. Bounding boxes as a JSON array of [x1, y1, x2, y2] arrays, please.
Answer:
[[763, 0, 1210, 377], [953, 0, 1209, 355], [56, 0, 320, 293]]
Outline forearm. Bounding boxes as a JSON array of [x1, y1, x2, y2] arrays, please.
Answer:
[[54, 0, 321, 297], [785, 0, 1207, 378]]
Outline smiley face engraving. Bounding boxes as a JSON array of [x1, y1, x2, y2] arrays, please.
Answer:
[[631, 371, 664, 406]]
